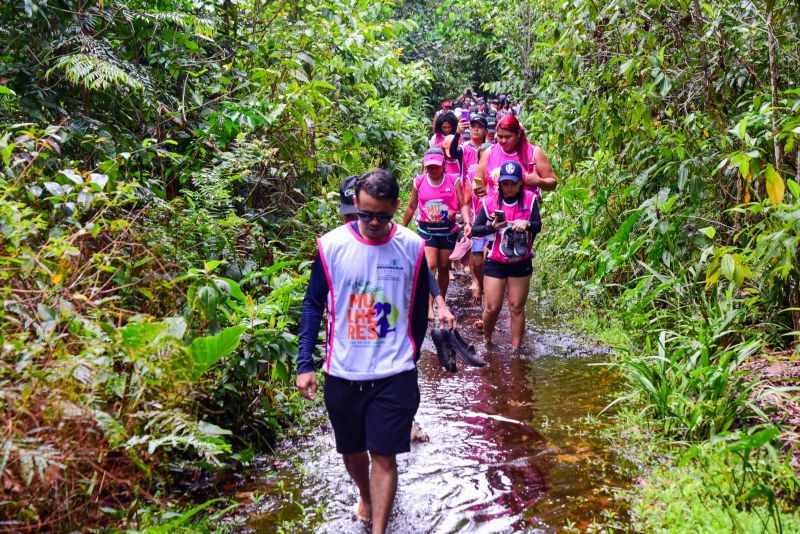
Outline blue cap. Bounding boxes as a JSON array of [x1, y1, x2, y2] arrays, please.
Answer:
[[498, 160, 524, 183]]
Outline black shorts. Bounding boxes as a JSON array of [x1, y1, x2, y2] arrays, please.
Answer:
[[418, 230, 457, 250], [484, 257, 533, 279], [323, 369, 420, 455]]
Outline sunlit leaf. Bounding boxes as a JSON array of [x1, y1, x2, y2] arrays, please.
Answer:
[[764, 164, 784, 204], [705, 268, 722, 290], [721, 254, 735, 281]]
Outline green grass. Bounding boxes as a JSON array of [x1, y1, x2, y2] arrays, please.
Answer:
[[606, 409, 800, 534]]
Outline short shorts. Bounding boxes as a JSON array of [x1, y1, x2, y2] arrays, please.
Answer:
[[418, 231, 457, 250], [472, 236, 487, 255], [323, 369, 420, 455], [483, 257, 533, 279]]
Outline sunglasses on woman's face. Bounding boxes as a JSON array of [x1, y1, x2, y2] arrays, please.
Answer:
[[357, 210, 394, 223]]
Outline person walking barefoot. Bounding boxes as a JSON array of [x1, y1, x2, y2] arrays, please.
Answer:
[[297, 170, 455, 534]]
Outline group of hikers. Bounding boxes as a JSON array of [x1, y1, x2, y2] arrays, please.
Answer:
[[295, 91, 558, 533]]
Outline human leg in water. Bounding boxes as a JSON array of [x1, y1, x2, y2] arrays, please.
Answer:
[[369, 453, 398, 534], [507, 274, 532, 350], [435, 248, 451, 296], [342, 452, 372, 522], [482, 275, 507, 345], [423, 246, 443, 319], [470, 251, 485, 303]]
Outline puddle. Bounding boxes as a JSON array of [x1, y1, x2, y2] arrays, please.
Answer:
[[227, 271, 631, 532]]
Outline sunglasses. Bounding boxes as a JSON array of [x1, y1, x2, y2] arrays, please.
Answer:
[[357, 210, 394, 223]]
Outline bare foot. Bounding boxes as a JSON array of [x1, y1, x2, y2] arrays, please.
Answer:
[[474, 319, 483, 331], [356, 498, 372, 522], [410, 420, 430, 443], [471, 288, 482, 303]]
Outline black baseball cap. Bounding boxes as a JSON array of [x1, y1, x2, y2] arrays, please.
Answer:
[[338, 175, 359, 215], [470, 113, 488, 128]]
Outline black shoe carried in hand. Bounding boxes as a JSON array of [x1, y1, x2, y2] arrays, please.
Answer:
[[445, 329, 486, 367], [431, 328, 457, 372], [500, 230, 517, 258], [513, 231, 529, 257]]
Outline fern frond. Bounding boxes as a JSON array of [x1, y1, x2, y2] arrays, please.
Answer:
[[124, 409, 232, 465], [49, 53, 144, 93]]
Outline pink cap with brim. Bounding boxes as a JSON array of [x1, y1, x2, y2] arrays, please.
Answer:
[[423, 153, 445, 167]]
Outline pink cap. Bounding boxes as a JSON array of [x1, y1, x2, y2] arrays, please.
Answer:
[[423, 152, 445, 167]]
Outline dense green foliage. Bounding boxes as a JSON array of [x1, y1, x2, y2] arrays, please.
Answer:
[[492, 0, 800, 529], [1, 0, 431, 529], [3, 0, 800, 530]]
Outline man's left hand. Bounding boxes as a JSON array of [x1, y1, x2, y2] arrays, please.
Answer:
[[437, 303, 456, 329]]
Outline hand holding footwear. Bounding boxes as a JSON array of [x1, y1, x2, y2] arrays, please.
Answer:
[[499, 229, 517, 259], [449, 236, 472, 261], [513, 230, 529, 257], [445, 329, 486, 367], [431, 328, 457, 372]]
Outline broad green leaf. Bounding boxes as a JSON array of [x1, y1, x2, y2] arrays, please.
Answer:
[[195, 286, 219, 321], [89, 173, 108, 190], [721, 254, 735, 281], [58, 169, 83, 185], [204, 260, 226, 272], [215, 277, 246, 302], [746, 427, 779, 449], [733, 262, 747, 287], [0, 85, 15, 96], [699, 227, 716, 239], [764, 164, 784, 204], [184, 325, 246, 381], [733, 116, 748, 140], [788, 179, 800, 199], [198, 421, 232, 436], [619, 58, 634, 76], [271, 359, 289, 383]]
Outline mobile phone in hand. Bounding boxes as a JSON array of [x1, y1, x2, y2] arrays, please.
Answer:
[[494, 210, 506, 222]]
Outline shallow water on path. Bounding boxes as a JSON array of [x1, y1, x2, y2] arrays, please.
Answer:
[[230, 272, 632, 532]]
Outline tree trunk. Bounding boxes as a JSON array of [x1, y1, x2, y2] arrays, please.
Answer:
[[767, 8, 782, 170], [692, 0, 713, 108]]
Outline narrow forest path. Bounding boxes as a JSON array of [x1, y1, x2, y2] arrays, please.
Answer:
[[226, 270, 633, 533]]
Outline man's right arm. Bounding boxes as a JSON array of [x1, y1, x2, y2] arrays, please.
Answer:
[[296, 253, 328, 376]]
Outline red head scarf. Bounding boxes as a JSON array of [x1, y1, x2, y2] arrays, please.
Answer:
[[496, 114, 531, 170]]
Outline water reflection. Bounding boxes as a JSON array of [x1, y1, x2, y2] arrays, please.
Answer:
[[232, 275, 630, 533]]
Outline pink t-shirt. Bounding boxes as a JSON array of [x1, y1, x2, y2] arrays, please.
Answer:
[[444, 157, 460, 176], [485, 143, 541, 197], [429, 133, 445, 148], [461, 143, 481, 217], [483, 189, 537, 264], [413, 173, 461, 234]]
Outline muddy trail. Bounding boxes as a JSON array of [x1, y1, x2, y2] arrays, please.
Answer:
[[226, 271, 633, 532]]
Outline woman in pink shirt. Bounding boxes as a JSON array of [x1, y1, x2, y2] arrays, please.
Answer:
[[473, 114, 558, 199], [402, 148, 472, 318]]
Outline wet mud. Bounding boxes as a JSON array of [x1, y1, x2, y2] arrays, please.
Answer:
[[228, 271, 632, 532]]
